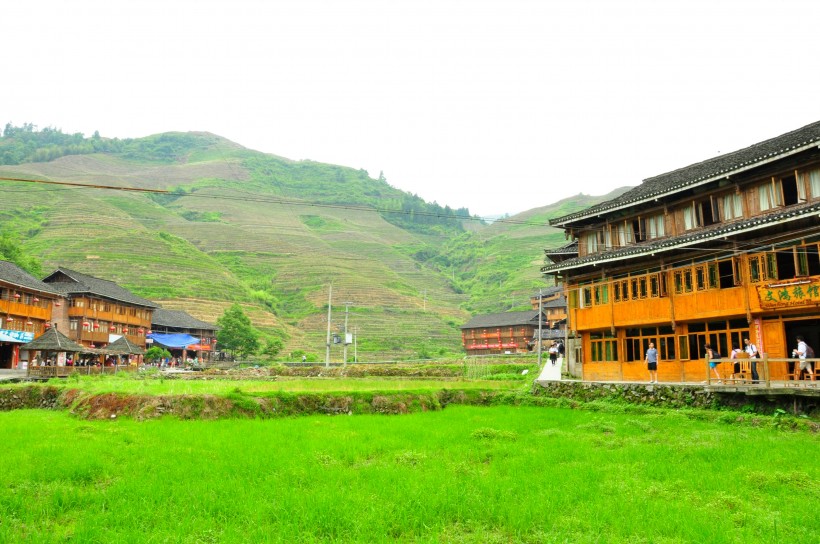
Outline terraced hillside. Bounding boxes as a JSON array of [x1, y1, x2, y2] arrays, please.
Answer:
[[0, 129, 628, 359]]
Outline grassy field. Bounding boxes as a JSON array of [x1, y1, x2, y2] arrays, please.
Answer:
[[1, 404, 817, 543]]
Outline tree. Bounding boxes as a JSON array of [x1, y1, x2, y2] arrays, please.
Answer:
[[262, 337, 284, 358], [216, 304, 260, 358], [145, 346, 172, 364]]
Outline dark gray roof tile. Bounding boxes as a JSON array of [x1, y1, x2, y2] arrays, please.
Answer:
[[0, 261, 60, 296], [42, 267, 159, 308], [551, 120, 820, 226]]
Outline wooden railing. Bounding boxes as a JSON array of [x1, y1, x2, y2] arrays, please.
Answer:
[[706, 356, 818, 387]]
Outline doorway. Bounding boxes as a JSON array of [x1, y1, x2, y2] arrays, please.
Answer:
[[784, 319, 819, 379]]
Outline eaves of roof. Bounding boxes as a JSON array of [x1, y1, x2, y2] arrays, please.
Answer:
[[542, 200, 820, 274], [550, 120, 820, 227]]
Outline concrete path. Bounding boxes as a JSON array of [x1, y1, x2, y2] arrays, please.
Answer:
[[0, 369, 27, 381], [536, 357, 563, 381]]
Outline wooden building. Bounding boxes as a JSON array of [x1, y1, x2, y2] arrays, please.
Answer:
[[150, 308, 218, 362], [42, 267, 158, 350], [0, 260, 61, 369], [542, 120, 820, 383], [461, 310, 554, 355], [529, 284, 568, 330]]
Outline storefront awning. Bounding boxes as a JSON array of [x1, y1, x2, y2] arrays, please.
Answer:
[[147, 333, 200, 349]]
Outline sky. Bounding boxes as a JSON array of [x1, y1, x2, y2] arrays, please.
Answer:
[[3, 0, 820, 218]]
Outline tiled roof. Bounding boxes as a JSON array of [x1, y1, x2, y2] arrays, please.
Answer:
[[531, 284, 563, 298], [542, 199, 820, 274], [551, 120, 820, 226], [461, 310, 543, 329], [0, 260, 60, 296], [152, 308, 218, 331], [540, 295, 567, 309], [544, 241, 578, 255], [42, 267, 159, 308]]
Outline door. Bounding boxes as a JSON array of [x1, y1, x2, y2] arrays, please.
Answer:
[[762, 320, 785, 379]]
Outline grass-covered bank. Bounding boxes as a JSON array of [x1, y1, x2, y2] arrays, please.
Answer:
[[1, 405, 818, 543]]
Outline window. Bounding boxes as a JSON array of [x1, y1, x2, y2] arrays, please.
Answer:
[[695, 265, 706, 291], [721, 193, 743, 221], [806, 168, 820, 199], [683, 203, 699, 230], [615, 222, 634, 247], [646, 213, 665, 239], [584, 232, 598, 254], [758, 180, 781, 211], [590, 331, 618, 362]]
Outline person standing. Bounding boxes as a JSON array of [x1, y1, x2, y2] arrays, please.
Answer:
[[548, 343, 558, 366], [743, 337, 760, 382], [792, 335, 815, 381], [645, 342, 658, 383]]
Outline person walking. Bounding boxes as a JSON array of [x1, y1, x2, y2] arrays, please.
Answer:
[[705, 343, 722, 383], [743, 337, 760, 382], [792, 335, 815, 381], [645, 342, 658, 383], [548, 343, 558, 366]]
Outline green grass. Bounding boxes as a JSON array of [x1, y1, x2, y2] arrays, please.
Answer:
[[0, 405, 816, 543]]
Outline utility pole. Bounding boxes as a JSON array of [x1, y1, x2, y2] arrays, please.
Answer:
[[343, 302, 351, 367], [537, 289, 543, 368], [325, 284, 332, 367], [354, 326, 358, 363]]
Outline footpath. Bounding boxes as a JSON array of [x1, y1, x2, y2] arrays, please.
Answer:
[[536, 356, 563, 381]]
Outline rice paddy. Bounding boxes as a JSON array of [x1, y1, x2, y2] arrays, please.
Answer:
[[1, 397, 817, 543]]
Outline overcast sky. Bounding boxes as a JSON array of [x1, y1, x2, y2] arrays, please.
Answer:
[[3, 0, 820, 217]]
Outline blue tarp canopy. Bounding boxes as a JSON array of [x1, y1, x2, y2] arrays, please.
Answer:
[[148, 333, 200, 349]]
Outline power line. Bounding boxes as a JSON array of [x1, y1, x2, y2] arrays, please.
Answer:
[[0, 176, 556, 227]]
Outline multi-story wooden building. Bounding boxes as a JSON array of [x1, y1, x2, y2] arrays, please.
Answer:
[[461, 310, 554, 355], [542, 120, 820, 382], [42, 267, 158, 350], [529, 285, 567, 330], [0, 261, 61, 368]]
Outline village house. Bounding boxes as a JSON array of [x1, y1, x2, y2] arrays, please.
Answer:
[[42, 267, 158, 351], [542, 120, 820, 383], [461, 310, 556, 356], [149, 308, 218, 362], [0, 260, 61, 369]]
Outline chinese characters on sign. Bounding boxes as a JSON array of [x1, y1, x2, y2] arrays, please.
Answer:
[[757, 280, 820, 309], [0, 329, 35, 343]]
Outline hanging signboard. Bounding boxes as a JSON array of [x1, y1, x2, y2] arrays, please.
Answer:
[[757, 279, 820, 309], [0, 329, 35, 343]]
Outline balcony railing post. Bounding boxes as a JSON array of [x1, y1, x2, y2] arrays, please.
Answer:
[[763, 354, 770, 388]]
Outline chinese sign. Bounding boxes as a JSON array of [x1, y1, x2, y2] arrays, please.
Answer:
[[757, 279, 820, 309], [0, 329, 35, 343]]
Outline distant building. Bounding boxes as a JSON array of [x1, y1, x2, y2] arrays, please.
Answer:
[[150, 308, 218, 361], [42, 267, 158, 350], [461, 310, 555, 355], [0, 260, 61, 369], [530, 284, 567, 331]]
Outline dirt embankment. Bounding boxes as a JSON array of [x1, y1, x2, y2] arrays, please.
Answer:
[[0, 385, 514, 421]]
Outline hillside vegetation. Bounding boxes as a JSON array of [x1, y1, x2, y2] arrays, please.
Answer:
[[0, 125, 628, 358]]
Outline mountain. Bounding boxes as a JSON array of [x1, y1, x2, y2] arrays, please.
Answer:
[[0, 126, 629, 359]]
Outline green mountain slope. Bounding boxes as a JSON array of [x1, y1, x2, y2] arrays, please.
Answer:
[[0, 126, 628, 359]]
